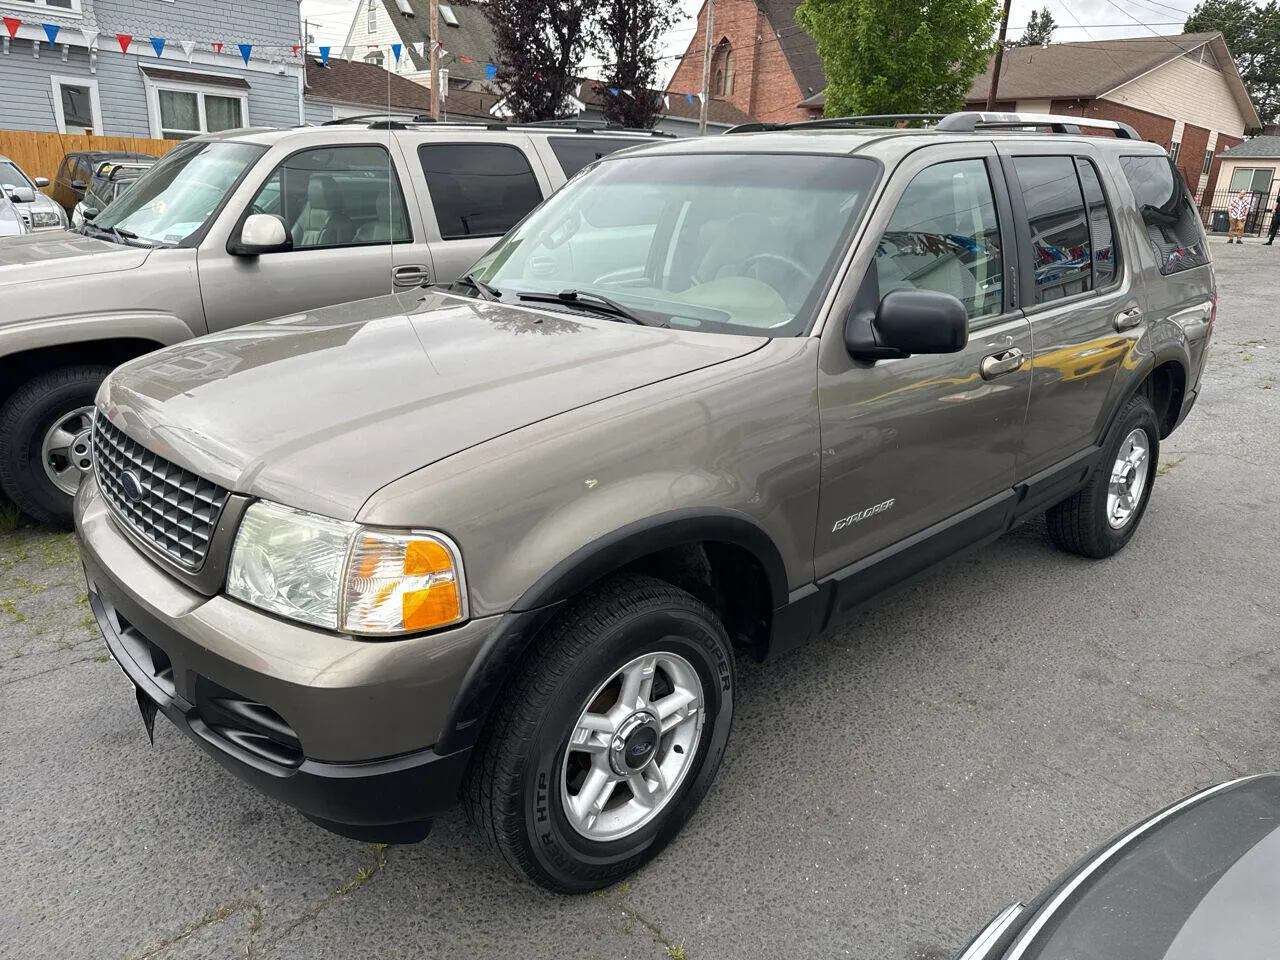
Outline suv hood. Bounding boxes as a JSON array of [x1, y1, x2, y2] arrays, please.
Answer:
[[0, 230, 149, 285], [101, 290, 765, 519]]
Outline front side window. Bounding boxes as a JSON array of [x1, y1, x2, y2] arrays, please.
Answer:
[[1120, 155, 1208, 275], [469, 153, 877, 337], [874, 158, 1003, 321], [91, 140, 265, 246], [1012, 155, 1092, 304], [249, 145, 412, 249], [155, 86, 245, 140], [419, 143, 543, 240]]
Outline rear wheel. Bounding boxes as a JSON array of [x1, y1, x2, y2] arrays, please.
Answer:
[[1046, 394, 1159, 559], [464, 574, 734, 893], [0, 366, 108, 529]]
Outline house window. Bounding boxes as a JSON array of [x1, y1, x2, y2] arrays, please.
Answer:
[[1202, 149, 1214, 176], [51, 76, 101, 134], [1228, 167, 1274, 195], [151, 84, 246, 140], [1168, 141, 1180, 164], [7, 0, 80, 11], [368, 0, 377, 32], [439, 3, 459, 26], [365, 50, 384, 67]]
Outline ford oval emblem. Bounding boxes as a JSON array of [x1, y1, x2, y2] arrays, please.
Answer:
[[629, 741, 653, 758], [120, 470, 144, 503]]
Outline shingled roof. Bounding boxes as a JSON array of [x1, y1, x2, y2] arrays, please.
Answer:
[[1220, 136, 1280, 159], [378, 0, 497, 85], [576, 82, 753, 126], [755, 0, 825, 100], [304, 56, 497, 121]]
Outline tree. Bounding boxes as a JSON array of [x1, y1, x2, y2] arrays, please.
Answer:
[[1018, 6, 1057, 46], [1185, 0, 1280, 127], [593, 0, 680, 128], [797, 0, 1000, 117], [483, 0, 595, 122]]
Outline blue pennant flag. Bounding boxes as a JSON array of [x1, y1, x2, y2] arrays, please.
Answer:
[[608, 87, 619, 97], [318, 45, 331, 66], [150, 37, 165, 58], [485, 63, 497, 80], [43, 23, 60, 45], [685, 93, 695, 105], [391, 42, 402, 61], [238, 43, 252, 64]]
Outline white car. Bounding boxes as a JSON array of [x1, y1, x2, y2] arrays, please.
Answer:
[[0, 189, 29, 238], [0, 154, 68, 232]]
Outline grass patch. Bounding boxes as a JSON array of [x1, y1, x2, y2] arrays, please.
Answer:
[[0, 599, 24, 623], [0, 503, 22, 534], [93, 654, 111, 663], [1157, 456, 1187, 477], [667, 945, 688, 960]]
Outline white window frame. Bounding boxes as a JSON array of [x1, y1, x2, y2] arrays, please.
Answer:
[[3, 0, 83, 17], [51, 75, 102, 135], [144, 76, 248, 140], [368, 0, 377, 32]]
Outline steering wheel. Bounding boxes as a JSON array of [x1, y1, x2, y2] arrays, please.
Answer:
[[739, 253, 818, 306]]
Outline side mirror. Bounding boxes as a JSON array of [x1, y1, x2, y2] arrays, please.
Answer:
[[6, 185, 36, 204], [34, 177, 49, 188], [83, 207, 99, 222], [845, 289, 969, 361], [230, 213, 292, 255], [71, 179, 87, 191]]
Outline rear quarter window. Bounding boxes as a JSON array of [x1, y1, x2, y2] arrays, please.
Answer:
[[547, 137, 641, 178], [1119, 155, 1208, 275]]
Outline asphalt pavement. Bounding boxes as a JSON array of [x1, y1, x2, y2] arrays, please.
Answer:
[[1, 239, 1277, 960]]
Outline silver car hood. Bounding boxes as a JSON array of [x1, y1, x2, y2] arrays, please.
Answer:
[[0, 231, 150, 286]]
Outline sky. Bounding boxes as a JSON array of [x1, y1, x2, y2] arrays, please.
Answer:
[[297, 0, 1193, 86]]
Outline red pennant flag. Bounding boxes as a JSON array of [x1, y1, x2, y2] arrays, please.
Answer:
[[211, 41, 223, 54], [116, 33, 132, 54], [459, 56, 472, 63], [4, 17, 21, 39], [291, 44, 301, 56]]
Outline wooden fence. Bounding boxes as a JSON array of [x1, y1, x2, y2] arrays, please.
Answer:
[[0, 130, 180, 186]]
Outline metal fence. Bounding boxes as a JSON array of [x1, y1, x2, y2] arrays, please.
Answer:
[[1199, 188, 1278, 238]]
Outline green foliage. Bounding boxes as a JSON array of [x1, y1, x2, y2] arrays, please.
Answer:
[[1018, 7, 1057, 46], [798, 0, 1000, 117], [1185, 0, 1280, 126]]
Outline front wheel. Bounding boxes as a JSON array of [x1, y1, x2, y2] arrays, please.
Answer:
[[0, 366, 109, 529], [464, 574, 735, 893], [1046, 394, 1160, 558]]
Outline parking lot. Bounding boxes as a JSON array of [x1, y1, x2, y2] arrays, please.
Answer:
[[0, 238, 1276, 960]]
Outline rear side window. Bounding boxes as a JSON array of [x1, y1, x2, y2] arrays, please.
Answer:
[[418, 143, 543, 240], [547, 137, 637, 178], [1119, 155, 1208, 275], [1075, 159, 1118, 288], [1012, 156, 1092, 304]]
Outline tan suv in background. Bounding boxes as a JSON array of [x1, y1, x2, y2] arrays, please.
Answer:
[[76, 112, 1216, 893], [0, 119, 667, 527]]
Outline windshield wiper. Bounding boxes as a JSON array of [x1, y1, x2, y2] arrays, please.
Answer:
[[516, 289, 662, 326], [452, 271, 502, 301], [80, 221, 154, 247]]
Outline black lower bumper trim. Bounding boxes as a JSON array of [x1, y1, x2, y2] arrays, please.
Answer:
[[88, 580, 470, 841]]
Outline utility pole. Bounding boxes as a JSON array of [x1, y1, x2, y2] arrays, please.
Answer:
[[986, 0, 1013, 110], [429, 0, 440, 120], [698, 0, 716, 136]]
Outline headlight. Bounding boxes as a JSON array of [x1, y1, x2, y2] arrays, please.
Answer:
[[226, 501, 466, 636], [31, 208, 63, 227]]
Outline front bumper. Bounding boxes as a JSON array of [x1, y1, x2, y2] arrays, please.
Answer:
[[76, 476, 496, 840]]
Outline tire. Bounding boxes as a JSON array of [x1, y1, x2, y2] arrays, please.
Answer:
[[1046, 393, 1160, 559], [0, 366, 109, 529], [464, 574, 735, 893]]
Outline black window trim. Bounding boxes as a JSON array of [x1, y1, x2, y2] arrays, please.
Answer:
[[1074, 156, 1123, 296], [228, 141, 416, 255], [417, 141, 544, 242]]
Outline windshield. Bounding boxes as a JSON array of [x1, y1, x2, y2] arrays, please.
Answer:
[[0, 160, 34, 190], [468, 152, 878, 336], [93, 140, 265, 245]]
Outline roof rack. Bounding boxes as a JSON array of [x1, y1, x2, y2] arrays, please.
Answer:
[[320, 114, 678, 137], [726, 110, 1143, 141]]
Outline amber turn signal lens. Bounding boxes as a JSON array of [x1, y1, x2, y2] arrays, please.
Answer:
[[402, 581, 461, 632], [405, 539, 454, 576]]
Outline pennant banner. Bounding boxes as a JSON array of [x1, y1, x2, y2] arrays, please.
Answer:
[[180, 39, 195, 62], [318, 45, 330, 66], [485, 63, 497, 80], [116, 33, 132, 54], [150, 36, 164, 57], [291, 44, 301, 56], [238, 42, 252, 64], [391, 42, 401, 61], [608, 87, 619, 97], [81, 26, 98, 48], [2, 17, 19, 40], [211, 41, 223, 54], [43, 23, 60, 45]]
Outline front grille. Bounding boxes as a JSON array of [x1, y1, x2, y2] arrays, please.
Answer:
[[92, 412, 229, 570]]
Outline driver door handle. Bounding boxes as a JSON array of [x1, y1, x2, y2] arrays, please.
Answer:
[[1115, 306, 1143, 331], [981, 348, 1025, 380], [393, 264, 432, 287]]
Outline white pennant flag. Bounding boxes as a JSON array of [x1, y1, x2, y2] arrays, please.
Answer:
[[180, 39, 195, 62], [663, 95, 670, 109], [622, 88, 633, 97], [81, 26, 99, 49]]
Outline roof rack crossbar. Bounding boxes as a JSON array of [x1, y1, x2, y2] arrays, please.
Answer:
[[726, 114, 945, 134], [935, 111, 1142, 140]]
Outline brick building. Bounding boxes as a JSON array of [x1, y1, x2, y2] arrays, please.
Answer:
[[666, 0, 823, 124], [967, 33, 1260, 203]]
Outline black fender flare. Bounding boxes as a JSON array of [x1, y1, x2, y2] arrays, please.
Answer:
[[435, 508, 789, 754]]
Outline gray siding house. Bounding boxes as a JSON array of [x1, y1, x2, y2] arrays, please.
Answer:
[[0, 0, 303, 138]]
